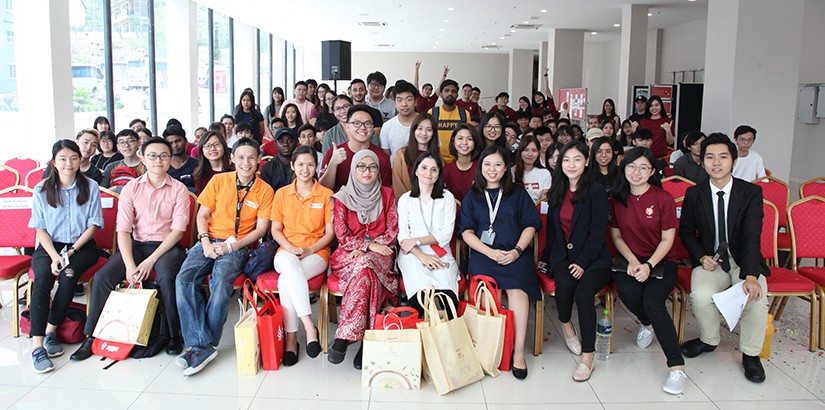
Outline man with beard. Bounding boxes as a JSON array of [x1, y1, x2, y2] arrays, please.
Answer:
[[348, 78, 383, 137], [163, 125, 199, 191], [261, 128, 298, 193], [428, 79, 468, 163]]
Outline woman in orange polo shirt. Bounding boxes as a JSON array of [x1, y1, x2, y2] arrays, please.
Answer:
[[270, 145, 335, 366]]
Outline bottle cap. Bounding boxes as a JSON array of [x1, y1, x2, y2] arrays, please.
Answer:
[[603, 309, 609, 315]]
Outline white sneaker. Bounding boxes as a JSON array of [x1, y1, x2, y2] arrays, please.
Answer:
[[663, 370, 687, 395], [636, 325, 653, 349]]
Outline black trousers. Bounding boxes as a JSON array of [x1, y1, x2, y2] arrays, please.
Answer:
[[614, 260, 684, 367], [407, 289, 459, 321], [552, 260, 612, 353], [85, 241, 186, 337], [30, 240, 100, 337]]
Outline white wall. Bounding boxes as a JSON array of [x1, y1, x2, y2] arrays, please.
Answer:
[[582, 40, 620, 116], [351, 51, 509, 108], [790, 0, 825, 193], [659, 18, 707, 84]]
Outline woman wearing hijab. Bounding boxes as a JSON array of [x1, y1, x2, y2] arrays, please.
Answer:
[[327, 150, 399, 370]]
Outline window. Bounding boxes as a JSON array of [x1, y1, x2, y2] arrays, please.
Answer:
[[8, 64, 15, 80], [5, 30, 12, 45], [4, 0, 12, 11]]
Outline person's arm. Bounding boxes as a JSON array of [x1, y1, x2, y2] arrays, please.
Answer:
[[437, 65, 449, 91], [573, 188, 610, 269], [542, 67, 554, 100], [196, 205, 218, 259], [35, 228, 63, 275], [333, 198, 370, 252], [318, 146, 343, 189], [391, 154, 407, 199], [371, 192, 399, 247], [271, 220, 295, 250], [663, 119, 675, 145], [678, 188, 713, 268], [231, 218, 270, 251], [610, 227, 641, 266], [413, 61, 421, 90], [756, 154, 767, 179]]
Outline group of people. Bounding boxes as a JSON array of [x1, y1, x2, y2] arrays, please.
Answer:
[[26, 66, 770, 397]]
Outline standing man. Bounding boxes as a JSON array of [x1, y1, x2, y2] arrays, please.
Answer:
[[175, 139, 274, 376], [679, 133, 769, 384], [380, 80, 417, 162], [455, 83, 482, 125], [490, 92, 518, 122], [71, 137, 190, 360], [628, 95, 648, 123], [319, 105, 392, 192], [281, 81, 318, 124], [163, 125, 199, 191], [428, 79, 468, 163], [365, 71, 396, 123], [348, 78, 384, 136], [413, 61, 447, 114]]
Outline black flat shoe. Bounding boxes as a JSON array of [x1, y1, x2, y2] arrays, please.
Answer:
[[742, 354, 766, 383], [165, 335, 183, 356], [306, 326, 321, 359], [283, 343, 299, 367], [511, 354, 528, 380], [680, 338, 717, 358], [353, 343, 363, 370], [327, 338, 348, 365], [70, 336, 94, 361]]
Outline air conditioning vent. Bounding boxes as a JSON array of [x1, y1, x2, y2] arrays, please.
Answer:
[[358, 21, 387, 27], [509, 24, 541, 30], [481, 44, 502, 50], [375, 43, 394, 47]]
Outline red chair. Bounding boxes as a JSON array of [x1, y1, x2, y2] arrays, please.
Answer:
[[762, 200, 818, 352], [258, 155, 273, 173], [753, 176, 791, 260], [661, 176, 695, 201], [144, 192, 199, 282], [24, 166, 47, 189], [662, 164, 675, 178], [788, 195, 825, 349], [255, 268, 326, 343], [320, 272, 341, 353], [799, 177, 825, 199], [667, 196, 695, 344], [0, 186, 36, 337], [0, 165, 20, 190], [4, 157, 40, 180], [532, 198, 614, 356]]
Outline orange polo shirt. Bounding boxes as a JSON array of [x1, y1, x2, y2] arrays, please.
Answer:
[[270, 180, 334, 262], [198, 171, 274, 241]]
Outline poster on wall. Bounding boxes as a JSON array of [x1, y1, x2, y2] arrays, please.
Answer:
[[559, 88, 588, 121]]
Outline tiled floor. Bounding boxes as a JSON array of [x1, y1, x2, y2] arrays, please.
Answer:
[[1, 282, 823, 409]]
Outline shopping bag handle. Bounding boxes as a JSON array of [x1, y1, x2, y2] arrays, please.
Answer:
[[242, 278, 279, 315], [416, 286, 437, 322], [473, 282, 499, 316], [381, 307, 419, 330], [426, 291, 458, 326]]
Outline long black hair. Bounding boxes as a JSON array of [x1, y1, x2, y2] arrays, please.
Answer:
[[548, 141, 594, 207], [42, 140, 91, 208], [587, 136, 617, 185], [194, 131, 231, 181], [479, 110, 506, 148], [281, 103, 304, 129], [647, 95, 670, 119], [267, 87, 284, 117], [471, 146, 515, 196], [609, 147, 662, 207], [409, 152, 445, 199], [404, 113, 440, 168], [514, 135, 541, 186], [233, 88, 260, 118]]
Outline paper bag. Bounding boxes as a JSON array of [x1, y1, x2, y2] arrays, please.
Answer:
[[374, 307, 423, 330], [93, 285, 158, 346], [235, 299, 260, 375], [467, 275, 514, 371], [244, 280, 285, 370], [362, 327, 422, 389], [461, 282, 505, 377]]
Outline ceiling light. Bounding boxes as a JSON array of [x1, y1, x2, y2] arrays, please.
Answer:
[[540, 9, 547, 13], [448, 7, 455, 10], [523, 21, 529, 24], [591, 31, 598, 35], [510, 29, 516, 33], [492, 42, 497, 45], [499, 36, 504, 39], [435, 41, 440, 44], [437, 35, 442, 38], [443, 19, 449, 23], [614, 23, 620, 27], [648, 12, 653, 16], [440, 28, 445, 31]]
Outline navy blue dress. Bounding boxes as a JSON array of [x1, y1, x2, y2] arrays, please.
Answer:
[[457, 188, 542, 299]]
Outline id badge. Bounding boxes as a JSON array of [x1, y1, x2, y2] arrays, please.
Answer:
[[480, 229, 495, 245]]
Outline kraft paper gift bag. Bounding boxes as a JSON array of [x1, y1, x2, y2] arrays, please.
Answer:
[[93, 285, 158, 346], [461, 281, 505, 377], [235, 299, 260, 375], [362, 326, 422, 389]]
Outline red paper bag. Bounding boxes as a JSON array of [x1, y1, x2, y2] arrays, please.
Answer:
[[467, 275, 514, 371], [92, 337, 133, 361], [244, 280, 285, 370], [374, 306, 423, 330]]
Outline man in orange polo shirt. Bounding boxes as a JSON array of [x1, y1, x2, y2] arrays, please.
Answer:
[[175, 138, 274, 376]]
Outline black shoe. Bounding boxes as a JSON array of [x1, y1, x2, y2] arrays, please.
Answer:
[[165, 336, 183, 356], [353, 343, 363, 370], [306, 326, 321, 359], [74, 284, 86, 297], [309, 294, 319, 304], [327, 338, 348, 365], [681, 338, 717, 358], [511, 354, 528, 380], [70, 336, 95, 361], [283, 343, 299, 367], [742, 354, 766, 383]]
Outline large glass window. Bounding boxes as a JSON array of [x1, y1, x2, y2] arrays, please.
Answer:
[[259, 30, 270, 115], [153, 0, 171, 132], [69, 0, 108, 131], [212, 11, 230, 121], [0, 3, 16, 133], [285, 41, 294, 97], [272, 36, 285, 93], [196, 4, 210, 127], [112, 0, 151, 131]]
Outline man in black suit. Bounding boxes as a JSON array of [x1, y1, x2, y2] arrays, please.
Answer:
[[678, 133, 770, 383]]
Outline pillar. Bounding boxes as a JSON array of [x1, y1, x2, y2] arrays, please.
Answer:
[[617, 4, 648, 119], [508, 49, 533, 105], [165, 0, 198, 132]]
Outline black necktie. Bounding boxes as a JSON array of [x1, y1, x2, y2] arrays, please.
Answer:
[[717, 191, 730, 272]]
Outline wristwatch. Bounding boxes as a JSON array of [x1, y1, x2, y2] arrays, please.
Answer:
[[198, 233, 210, 240], [415, 239, 422, 247]]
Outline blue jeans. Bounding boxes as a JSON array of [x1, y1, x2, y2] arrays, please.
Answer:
[[175, 241, 249, 347]]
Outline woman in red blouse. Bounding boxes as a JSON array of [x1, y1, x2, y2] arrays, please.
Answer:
[[442, 123, 482, 202], [636, 96, 674, 158], [328, 150, 399, 369]]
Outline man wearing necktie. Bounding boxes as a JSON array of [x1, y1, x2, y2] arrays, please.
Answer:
[[677, 133, 770, 383]]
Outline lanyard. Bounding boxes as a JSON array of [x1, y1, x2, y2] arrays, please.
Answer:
[[418, 198, 435, 235], [484, 189, 503, 231], [235, 176, 256, 235]]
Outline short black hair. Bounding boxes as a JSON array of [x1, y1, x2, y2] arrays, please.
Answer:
[[683, 131, 706, 148], [162, 125, 186, 139], [556, 124, 572, 137], [733, 125, 757, 140], [294, 80, 308, 89], [633, 128, 653, 141], [306, 79, 317, 87], [141, 136, 172, 154], [297, 123, 316, 135], [116, 128, 139, 141], [366, 71, 387, 87], [461, 83, 473, 89], [129, 118, 146, 127], [291, 145, 317, 165], [232, 138, 261, 152], [393, 80, 418, 97], [700, 132, 738, 161], [350, 78, 365, 87], [496, 92, 509, 101], [220, 114, 234, 123], [166, 118, 182, 128], [471, 87, 481, 93], [530, 113, 544, 122], [347, 104, 374, 121], [534, 126, 552, 137], [235, 122, 254, 135], [440, 79, 459, 92], [270, 117, 285, 126]]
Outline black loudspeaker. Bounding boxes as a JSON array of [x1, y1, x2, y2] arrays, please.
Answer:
[[322, 40, 351, 81]]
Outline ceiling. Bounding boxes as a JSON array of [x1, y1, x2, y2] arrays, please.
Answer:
[[200, 0, 708, 53]]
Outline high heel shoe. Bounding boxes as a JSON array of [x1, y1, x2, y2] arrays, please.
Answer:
[[306, 326, 321, 358]]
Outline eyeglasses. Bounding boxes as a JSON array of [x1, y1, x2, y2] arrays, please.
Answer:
[[355, 164, 379, 173], [117, 138, 137, 146], [144, 153, 171, 162], [484, 125, 502, 131], [334, 105, 352, 112], [368, 82, 383, 89], [203, 142, 222, 150], [626, 164, 652, 174], [348, 121, 374, 129], [737, 138, 754, 144]]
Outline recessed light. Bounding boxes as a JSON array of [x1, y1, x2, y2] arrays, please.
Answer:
[[540, 9, 547, 13], [492, 42, 497, 45], [591, 31, 598, 35], [499, 36, 504, 39], [614, 23, 620, 27], [437, 35, 442, 38], [443, 19, 449, 23], [523, 21, 529, 24], [448, 7, 455, 10], [648, 12, 653, 16], [510, 29, 516, 33]]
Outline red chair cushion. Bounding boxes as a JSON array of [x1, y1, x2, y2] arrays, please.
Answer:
[[0, 255, 31, 280], [537, 271, 556, 294], [327, 272, 341, 294], [256, 270, 326, 292], [776, 232, 792, 250], [798, 266, 825, 286], [677, 266, 693, 293], [766, 267, 816, 293]]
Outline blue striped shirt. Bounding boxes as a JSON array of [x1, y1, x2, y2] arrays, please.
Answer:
[[29, 178, 104, 243]]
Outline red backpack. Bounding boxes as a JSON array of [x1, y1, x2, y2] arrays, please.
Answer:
[[109, 166, 138, 187]]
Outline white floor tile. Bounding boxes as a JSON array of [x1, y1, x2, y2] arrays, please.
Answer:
[[369, 403, 486, 410], [10, 386, 138, 409], [587, 352, 709, 403], [370, 375, 484, 403], [129, 392, 252, 410], [487, 404, 604, 410], [768, 350, 825, 400], [714, 400, 825, 409], [40, 350, 172, 392], [0, 385, 33, 408], [686, 351, 815, 401], [482, 353, 600, 404], [249, 398, 368, 409], [0, 336, 63, 386], [602, 403, 717, 410]]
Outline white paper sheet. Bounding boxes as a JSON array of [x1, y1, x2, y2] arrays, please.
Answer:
[[712, 282, 748, 330]]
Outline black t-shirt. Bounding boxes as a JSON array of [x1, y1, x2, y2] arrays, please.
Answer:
[[167, 156, 199, 190], [235, 110, 265, 144], [42, 164, 103, 185]]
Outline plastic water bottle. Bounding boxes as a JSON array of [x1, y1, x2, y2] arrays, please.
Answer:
[[595, 308, 612, 361]]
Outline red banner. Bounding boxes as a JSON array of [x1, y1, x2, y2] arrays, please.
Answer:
[[559, 88, 588, 121]]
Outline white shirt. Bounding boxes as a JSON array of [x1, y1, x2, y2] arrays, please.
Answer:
[[709, 177, 733, 252], [516, 167, 552, 203], [732, 150, 766, 181], [379, 116, 411, 162]]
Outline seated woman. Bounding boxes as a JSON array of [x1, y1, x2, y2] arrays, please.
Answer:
[[442, 123, 482, 202], [392, 113, 439, 199], [91, 130, 122, 171], [193, 131, 232, 195], [397, 153, 458, 317], [328, 150, 399, 369], [588, 136, 618, 189], [28, 140, 103, 373], [609, 147, 686, 394], [539, 140, 612, 382], [270, 145, 335, 366], [513, 135, 552, 203], [458, 146, 541, 380]]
